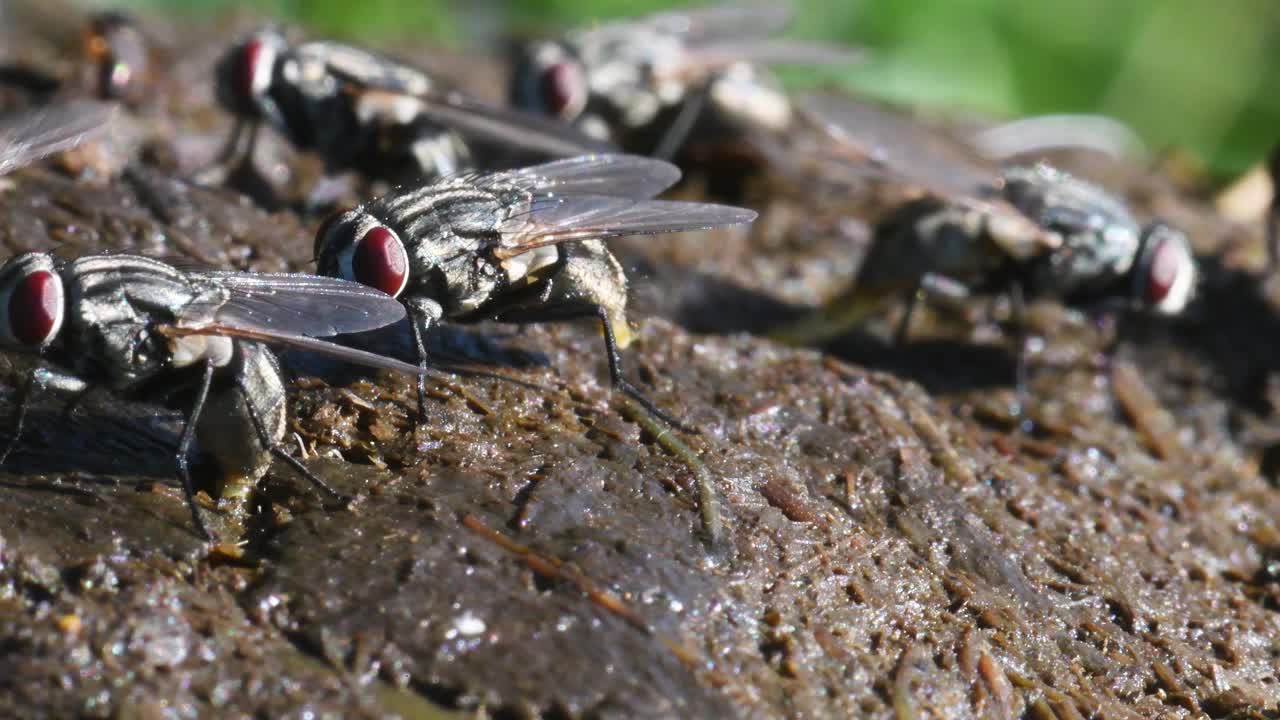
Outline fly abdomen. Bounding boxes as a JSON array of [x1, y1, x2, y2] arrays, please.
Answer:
[[195, 342, 287, 498]]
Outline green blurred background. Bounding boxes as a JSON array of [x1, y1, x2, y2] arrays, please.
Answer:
[[130, 0, 1280, 181]]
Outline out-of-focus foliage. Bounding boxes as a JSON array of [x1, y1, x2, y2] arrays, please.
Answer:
[[128, 0, 1280, 180]]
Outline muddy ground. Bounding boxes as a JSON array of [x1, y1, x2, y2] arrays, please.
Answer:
[[0, 6, 1278, 719]]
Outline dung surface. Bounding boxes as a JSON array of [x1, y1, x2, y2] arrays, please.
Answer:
[[1, 7, 1279, 719]]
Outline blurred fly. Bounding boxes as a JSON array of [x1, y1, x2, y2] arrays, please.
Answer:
[[314, 153, 756, 425], [769, 95, 1197, 389], [0, 253, 422, 540], [511, 4, 861, 159], [81, 11, 150, 103], [213, 28, 614, 187]]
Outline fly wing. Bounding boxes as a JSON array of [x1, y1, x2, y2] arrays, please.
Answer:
[[970, 113, 1147, 162], [492, 154, 683, 200], [181, 271, 406, 337], [797, 95, 1065, 258], [799, 93, 997, 198], [0, 100, 115, 176], [492, 194, 756, 259], [412, 92, 617, 156], [680, 38, 864, 72], [158, 323, 424, 375]]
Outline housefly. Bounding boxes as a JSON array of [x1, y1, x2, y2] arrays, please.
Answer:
[[770, 95, 1197, 389], [213, 28, 614, 187], [511, 4, 860, 159], [314, 153, 757, 425], [0, 253, 423, 540]]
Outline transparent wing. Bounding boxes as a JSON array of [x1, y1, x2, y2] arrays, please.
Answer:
[[798, 93, 998, 198], [0, 100, 115, 176], [493, 154, 683, 199], [413, 92, 617, 156], [182, 271, 406, 337], [794, 95, 1066, 259], [681, 39, 864, 70], [158, 323, 423, 375], [492, 195, 756, 258], [970, 114, 1147, 162]]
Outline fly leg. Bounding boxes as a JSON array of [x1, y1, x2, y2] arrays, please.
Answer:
[[1009, 280, 1030, 403], [893, 277, 925, 346], [235, 371, 351, 508], [0, 368, 91, 466], [494, 302, 694, 432], [175, 360, 216, 540], [652, 76, 715, 161], [895, 273, 974, 346], [192, 119, 248, 184], [405, 297, 445, 422], [0, 372, 35, 466]]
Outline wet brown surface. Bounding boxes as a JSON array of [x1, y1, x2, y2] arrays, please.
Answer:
[[0, 7, 1279, 719]]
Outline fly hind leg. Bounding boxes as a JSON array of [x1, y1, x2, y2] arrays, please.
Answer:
[[493, 241, 694, 432]]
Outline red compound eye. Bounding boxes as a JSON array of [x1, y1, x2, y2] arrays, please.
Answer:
[[237, 38, 265, 101], [352, 226, 409, 297], [1145, 239, 1181, 305], [9, 270, 62, 346], [540, 62, 580, 117]]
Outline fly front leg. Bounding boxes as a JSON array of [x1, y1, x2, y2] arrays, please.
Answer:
[[1008, 279, 1030, 404], [405, 297, 445, 422], [193, 119, 250, 184], [1, 368, 91, 466]]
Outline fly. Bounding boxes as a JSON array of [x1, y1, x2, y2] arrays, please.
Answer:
[[770, 95, 1197, 391], [314, 153, 757, 426], [0, 253, 423, 540], [82, 11, 149, 103], [213, 28, 614, 187], [511, 4, 860, 159]]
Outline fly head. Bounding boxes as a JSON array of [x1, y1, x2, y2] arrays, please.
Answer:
[[0, 253, 65, 353], [513, 40, 589, 124], [215, 28, 287, 123], [84, 11, 147, 102], [1132, 222, 1196, 316], [314, 208, 411, 299]]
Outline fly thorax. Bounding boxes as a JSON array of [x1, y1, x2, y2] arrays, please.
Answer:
[[1037, 223, 1139, 295], [586, 34, 672, 127], [412, 239, 500, 315], [288, 53, 338, 98], [65, 258, 201, 385]]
